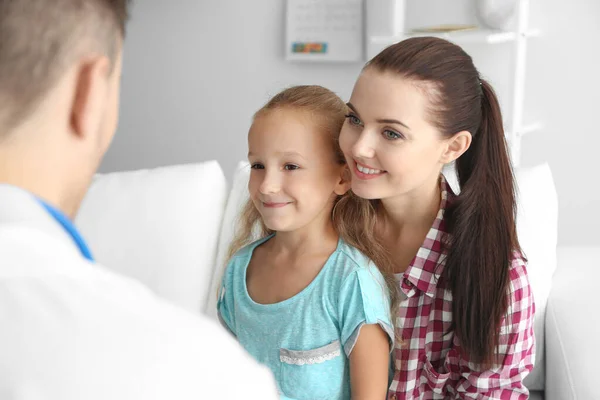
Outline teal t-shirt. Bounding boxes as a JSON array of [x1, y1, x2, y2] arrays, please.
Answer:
[[217, 235, 394, 400]]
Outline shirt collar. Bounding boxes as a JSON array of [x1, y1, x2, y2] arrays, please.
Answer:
[[400, 174, 454, 298], [37, 198, 94, 262]]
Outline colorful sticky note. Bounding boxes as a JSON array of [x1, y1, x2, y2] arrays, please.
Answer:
[[292, 42, 328, 54]]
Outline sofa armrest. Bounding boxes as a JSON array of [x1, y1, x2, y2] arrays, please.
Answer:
[[545, 246, 600, 400]]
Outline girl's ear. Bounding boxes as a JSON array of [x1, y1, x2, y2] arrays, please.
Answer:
[[333, 165, 352, 196]]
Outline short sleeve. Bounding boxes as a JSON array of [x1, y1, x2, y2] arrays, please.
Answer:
[[216, 263, 236, 337], [338, 263, 394, 356]]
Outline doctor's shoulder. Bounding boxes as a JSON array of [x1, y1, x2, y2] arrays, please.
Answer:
[[0, 249, 278, 399], [80, 261, 280, 399]]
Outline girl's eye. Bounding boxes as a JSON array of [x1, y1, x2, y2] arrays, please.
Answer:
[[383, 130, 403, 140], [284, 164, 299, 171], [345, 114, 363, 127], [250, 163, 264, 170]]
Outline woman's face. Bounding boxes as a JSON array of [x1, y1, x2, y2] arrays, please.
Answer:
[[339, 69, 449, 201]]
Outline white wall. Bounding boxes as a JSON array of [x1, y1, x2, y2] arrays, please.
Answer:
[[103, 0, 362, 177], [522, 0, 600, 246], [101, 0, 600, 246]]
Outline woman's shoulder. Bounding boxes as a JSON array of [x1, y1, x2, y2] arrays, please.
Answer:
[[508, 251, 530, 292], [505, 251, 534, 311], [508, 250, 528, 276]]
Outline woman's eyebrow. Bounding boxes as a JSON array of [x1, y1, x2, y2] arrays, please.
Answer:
[[347, 102, 410, 130]]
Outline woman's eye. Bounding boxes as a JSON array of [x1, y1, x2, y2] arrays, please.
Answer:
[[284, 164, 299, 171], [345, 114, 362, 127], [383, 130, 402, 140], [250, 163, 264, 170]]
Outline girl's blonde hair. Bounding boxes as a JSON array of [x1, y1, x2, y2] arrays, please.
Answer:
[[227, 85, 401, 322]]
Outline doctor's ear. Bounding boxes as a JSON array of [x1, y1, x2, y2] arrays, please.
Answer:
[[70, 55, 111, 140]]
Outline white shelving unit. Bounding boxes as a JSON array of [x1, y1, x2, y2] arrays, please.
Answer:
[[368, 28, 540, 49], [365, 0, 540, 166]]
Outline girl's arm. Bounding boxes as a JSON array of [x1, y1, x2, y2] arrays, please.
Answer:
[[350, 324, 391, 400]]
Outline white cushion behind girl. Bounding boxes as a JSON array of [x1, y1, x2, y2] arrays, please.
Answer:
[[75, 161, 228, 313], [206, 161, 252, 319]]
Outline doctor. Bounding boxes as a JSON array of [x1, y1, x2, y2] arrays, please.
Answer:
[[0, 1, 276, 399]]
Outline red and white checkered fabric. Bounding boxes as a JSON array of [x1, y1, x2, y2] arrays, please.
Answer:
[[388, 176, 535, 400]]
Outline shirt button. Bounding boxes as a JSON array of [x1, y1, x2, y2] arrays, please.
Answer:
[[390, 395, 397, 400]]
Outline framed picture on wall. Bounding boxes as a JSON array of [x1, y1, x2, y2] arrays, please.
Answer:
[[285, 0, 364, 62]]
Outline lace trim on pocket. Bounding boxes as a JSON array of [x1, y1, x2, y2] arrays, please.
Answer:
[[280, 340, 341, 365]]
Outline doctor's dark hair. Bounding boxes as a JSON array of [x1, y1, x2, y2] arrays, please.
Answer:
[[358, 36, 522, 367], [0, 0, 131, 134]]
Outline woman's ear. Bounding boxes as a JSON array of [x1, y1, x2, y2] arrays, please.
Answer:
[[333, 165, 352, 196], [440, 130, 472, 164]]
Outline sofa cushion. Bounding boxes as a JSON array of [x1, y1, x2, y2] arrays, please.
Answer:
[[545, 246, 600, 400], [205, 161, 251, 319], [515, 163, 558, 391], [76, 161, 228, 313]]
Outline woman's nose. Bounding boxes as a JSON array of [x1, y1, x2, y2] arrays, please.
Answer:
[[351, 130, 376, 160]]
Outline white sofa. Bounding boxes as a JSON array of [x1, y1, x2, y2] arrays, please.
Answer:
[[75, 160, 598, 400]]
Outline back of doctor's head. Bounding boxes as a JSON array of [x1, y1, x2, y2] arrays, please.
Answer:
[[0, 0, 130, 136]]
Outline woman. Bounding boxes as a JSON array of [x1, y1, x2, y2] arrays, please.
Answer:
[[336, 37, 535, 399]]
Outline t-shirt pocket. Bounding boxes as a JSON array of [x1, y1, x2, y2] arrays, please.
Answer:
[[279, 340, 344, 400]]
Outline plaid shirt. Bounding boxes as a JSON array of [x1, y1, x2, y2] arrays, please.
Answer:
[[388, 176, 535, 400]]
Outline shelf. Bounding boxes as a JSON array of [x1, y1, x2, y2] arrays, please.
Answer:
[[507, 122, 542, 139], [367, 28, 541, 59]]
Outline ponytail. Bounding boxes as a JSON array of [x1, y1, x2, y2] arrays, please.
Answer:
[[443, 79, 520, 367]]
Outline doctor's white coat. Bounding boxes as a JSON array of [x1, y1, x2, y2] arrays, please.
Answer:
[[0, 185, 277, 400]]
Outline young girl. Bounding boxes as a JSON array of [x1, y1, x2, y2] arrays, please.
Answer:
[[217, 86, 394, 400], [338, 37, 536, 399]]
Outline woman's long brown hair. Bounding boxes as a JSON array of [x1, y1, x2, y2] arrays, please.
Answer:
[[363, 37, 522, 367]]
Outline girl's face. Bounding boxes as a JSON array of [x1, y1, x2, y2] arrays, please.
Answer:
[[339, 69, 450, 201], [247, 108, 348, 233]]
